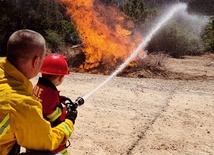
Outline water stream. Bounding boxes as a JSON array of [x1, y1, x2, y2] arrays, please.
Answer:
[[82, 3, 188, 100]]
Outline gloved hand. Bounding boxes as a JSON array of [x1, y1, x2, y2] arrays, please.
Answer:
[[60, 96, 70, 104], [66, 109, 78, 124]]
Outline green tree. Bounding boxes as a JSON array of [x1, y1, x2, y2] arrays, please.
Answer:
[[119, 0, 148, 24], [0, 0, 19, 55], [0, 0, 80, 55], [202, 18, 214, 53], [188, 0, 214, 16]]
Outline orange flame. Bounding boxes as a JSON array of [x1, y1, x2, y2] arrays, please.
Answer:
[[60, 0, 144, 74]]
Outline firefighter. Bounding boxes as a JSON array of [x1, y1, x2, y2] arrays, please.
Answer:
[[33, 54, 76, 155], [0, 29, 77, 155]]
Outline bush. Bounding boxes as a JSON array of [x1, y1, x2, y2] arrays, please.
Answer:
[[202, 17, 214, 53], [146, 18, 207, 58], [45, 30, 64, 52]]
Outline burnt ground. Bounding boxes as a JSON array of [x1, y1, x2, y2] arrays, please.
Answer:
[[119, 53, 214, 80], [61, 44, 214, 81]]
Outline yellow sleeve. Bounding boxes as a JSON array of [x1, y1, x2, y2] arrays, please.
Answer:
[[54, 119, 74, 144], [10, 97, 74, 151]]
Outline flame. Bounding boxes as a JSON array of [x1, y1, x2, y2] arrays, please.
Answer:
[[60, 0, 144, 74]]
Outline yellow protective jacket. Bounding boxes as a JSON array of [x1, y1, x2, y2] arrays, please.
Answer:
[[0, 58, 74, 155]]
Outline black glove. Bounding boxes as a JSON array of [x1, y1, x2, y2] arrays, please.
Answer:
[[60, 96, 70, 104], [66, 109, 78, 124]]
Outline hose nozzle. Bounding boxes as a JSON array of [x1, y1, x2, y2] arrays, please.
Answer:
[[74, 97, 84, 107], [63, 97, 84, 112]]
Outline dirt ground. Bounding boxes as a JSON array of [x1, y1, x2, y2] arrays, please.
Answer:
[[26, 54, 213, 154]]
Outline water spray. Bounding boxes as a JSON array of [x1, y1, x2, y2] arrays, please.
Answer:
[[75, 3, 188, 105]]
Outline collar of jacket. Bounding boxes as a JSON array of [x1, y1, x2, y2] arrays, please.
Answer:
[[0, 58, 33, 94], [38, 77, 58, 90]]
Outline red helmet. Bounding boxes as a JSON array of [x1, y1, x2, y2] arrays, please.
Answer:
[[40, 54, 70, 75]]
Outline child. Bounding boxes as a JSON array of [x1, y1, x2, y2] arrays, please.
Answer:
[[33, 53, 77, 155]]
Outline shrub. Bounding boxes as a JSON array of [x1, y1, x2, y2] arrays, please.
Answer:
[[45, 30, 64, 52], [202, 17, 214, 53], [146, 18, 207, 58]]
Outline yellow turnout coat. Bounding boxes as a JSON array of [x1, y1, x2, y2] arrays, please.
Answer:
[[0, 58, 73, 155]]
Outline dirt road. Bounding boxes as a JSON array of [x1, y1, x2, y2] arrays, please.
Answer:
[[29, 71, 213, 155]]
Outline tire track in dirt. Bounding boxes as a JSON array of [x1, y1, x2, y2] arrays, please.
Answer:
[[126, 80, 214, 155], [125, 83, 182, 155]]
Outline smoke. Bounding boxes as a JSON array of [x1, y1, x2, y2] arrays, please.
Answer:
[[141, 2, 210, 55], [178, 11, 210, 35]]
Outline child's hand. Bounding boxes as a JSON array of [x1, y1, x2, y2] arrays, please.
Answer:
[[66, 110, 78, 124]]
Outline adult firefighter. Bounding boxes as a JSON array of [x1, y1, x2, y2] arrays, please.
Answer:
[[0, 29, 77, 155]]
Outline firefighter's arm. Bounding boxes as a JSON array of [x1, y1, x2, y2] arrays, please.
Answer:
[[11, 98, 74, 151]]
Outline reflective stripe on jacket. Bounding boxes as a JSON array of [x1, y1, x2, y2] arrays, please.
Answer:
[[0, 114, 10, 139], [33, 77, 67, 124], [33, 77, 69, 155], [0, 58, 73, 155]]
